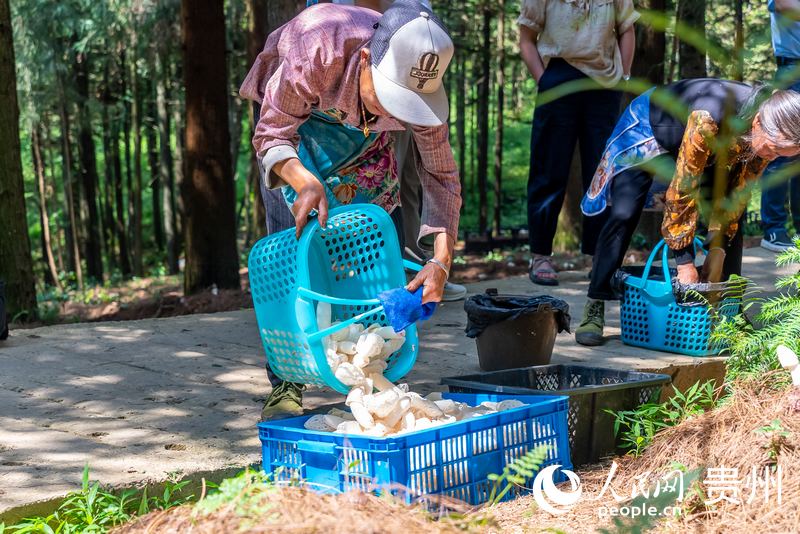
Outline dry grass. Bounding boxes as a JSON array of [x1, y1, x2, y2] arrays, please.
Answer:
[[492, 378, 800, 533], [113, 485, 492, 534]]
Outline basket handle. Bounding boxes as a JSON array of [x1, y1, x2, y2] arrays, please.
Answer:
[[641, 237, 705, 285], [300, 261, 422, 344]]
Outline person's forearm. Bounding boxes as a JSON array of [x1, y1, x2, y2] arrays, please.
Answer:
[[618, 27, 635, 77], [432, 233, 454, 270], [519, 27, 545, 82], [273, 157, 316, 191]]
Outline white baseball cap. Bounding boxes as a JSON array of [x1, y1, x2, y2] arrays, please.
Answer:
[[369, 0, 453, 127]]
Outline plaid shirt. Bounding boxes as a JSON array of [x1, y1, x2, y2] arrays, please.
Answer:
[[239, 3, 461, 246]]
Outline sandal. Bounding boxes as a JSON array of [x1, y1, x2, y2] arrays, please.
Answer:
[[529, 256, 559, 287]]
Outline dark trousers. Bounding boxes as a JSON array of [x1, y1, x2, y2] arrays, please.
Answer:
[[588, 163, 745, 300], [527, 58, 621, 256]]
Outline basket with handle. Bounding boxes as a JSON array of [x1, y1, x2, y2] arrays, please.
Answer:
[[248, 204, 422, 393], [619, 239, 742, 357]]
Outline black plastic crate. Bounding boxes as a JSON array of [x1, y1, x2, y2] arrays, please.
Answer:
[[441, 364, 671, 466]]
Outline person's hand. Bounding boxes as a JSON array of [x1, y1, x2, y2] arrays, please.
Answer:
[[676, 263, 700, 285], [406, 263, 448, 304], [291, 178, 328, 239], [274, 158, 329, 239]]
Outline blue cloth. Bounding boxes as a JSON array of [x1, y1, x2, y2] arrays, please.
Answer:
[[769, 0, 800, 59], [377, 287, 437, 332], [582, 88, 668, 217]]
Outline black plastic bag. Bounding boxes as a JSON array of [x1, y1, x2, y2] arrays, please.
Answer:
[[464, 289, 571, 338]]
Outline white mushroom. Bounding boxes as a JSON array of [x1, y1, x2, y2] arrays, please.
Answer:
[[335, 420, 363, 434], [370, 372, 396, 393], [346, 388, 375, 429], [425, 391, 444, 402], [346, 323, 366, 342], [408, 393, 445, 419], [337, 341, 357, 355], [362, 422, 388, 437], [365, 323, 382, 333], [364, 389, 401, 419], [356, 333, 384, 358], [381, 396, 411, 429], [323, 414, 346, 429], [497, 400, 526, 412], [400, 411, 416, 433], [434, 399, 460, 416], [305, 414, 336, 431], [330, 321, 348, 342], [327, 408, 354, 421], [378, 337, 405, 360], [362, 360, 388, 376], [316, 302, 331, 330], [373, 326, 403, 340], [335, 362, 366, 387]]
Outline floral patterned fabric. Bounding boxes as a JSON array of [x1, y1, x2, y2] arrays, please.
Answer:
[[661, 109, 769, 250], [281, 109, 399, 214]]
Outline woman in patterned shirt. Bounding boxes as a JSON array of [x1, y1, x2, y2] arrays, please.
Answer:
[[576, 79, 800, 346]]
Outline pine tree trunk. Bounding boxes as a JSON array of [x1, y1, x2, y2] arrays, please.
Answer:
[[181, 0, 241, 293], [493, 0, 505, 236], [100, 74, 118, 273], [42, 114, 66, 273], [678, 0, 706, 78], [147, 81, 165, 252], [75, 52, 105, 280], [455, 30, 466, 207], [57, 74, 84, 289], [131, 47, 144, 276], [632, 0, 666, 84], [157, 50, 179, 274], [0, 0, 37, 319], [32, 124, 62, 290], [111, 115, 133, 276], [734, 0, 744, 82], [476, 5, 491, 235]]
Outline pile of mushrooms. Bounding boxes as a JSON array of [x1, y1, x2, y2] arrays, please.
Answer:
[[305, 303, 526, 437]]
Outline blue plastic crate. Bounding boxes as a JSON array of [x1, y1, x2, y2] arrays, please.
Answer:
[[258, 393, 572, 505], [620, 240, 742, 357]]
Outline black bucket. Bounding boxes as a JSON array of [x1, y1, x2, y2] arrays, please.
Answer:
[[464, 289, 570, 372]]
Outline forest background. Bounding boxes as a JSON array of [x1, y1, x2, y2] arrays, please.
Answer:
[[0, 0, 776, 320]]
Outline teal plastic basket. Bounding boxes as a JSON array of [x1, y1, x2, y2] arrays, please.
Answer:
[[248, 205, 421, 393], [620, 239, 742, 357], [258, 393, 572, 504]]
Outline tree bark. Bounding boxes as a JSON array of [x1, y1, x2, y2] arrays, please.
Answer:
[[130, 46, 144, 276], [156, 50, 179, 274], [734, 0, 744, 82], [632, 0, 666, 84], [476, 5, 491, 235], [455, 16, 466, 207], [147, 80, 165, 253], [493, 0, 505, 236], [678, 0, 706, 78], [181, 0, 241, 293], [57, 74, 84, 289], [111, 114, 133, 276], [0, 0, 37, 319], [32, 124, 62, 290], [75, 52, 105, 280]]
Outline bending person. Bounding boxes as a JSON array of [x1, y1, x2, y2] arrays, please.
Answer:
[[240, 0, 461, 418], [576, 79, 800, 346]]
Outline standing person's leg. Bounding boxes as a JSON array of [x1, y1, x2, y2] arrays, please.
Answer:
[[576, 166, 654, 346], [578, 88, 622, 256], [760, 157, 795, 252], [527, 60, 582, 286]]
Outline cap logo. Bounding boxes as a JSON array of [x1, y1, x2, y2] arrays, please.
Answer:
[[410, 52, 440, 89]]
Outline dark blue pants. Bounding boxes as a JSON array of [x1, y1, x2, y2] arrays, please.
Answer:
[[527, 58, 622, 256], [761, 64, 800, 236]]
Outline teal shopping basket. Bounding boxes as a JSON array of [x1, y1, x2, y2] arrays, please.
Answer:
[[620, 239, 742, 357], [248, 205, 421, 393]]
